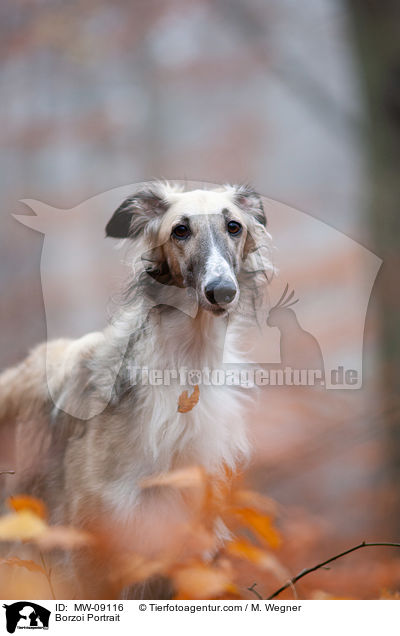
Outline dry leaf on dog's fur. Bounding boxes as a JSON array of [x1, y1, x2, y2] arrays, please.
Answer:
[[177, 385, 200, 413]]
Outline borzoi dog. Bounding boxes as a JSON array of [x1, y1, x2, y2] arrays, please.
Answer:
[[0, 182, 273, 596]]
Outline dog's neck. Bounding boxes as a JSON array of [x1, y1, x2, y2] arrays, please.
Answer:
[[111, 302, 238, 371], [151, 306, 230, 369]]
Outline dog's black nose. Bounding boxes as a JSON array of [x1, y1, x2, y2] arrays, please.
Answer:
[[205, 279, 237, 305]]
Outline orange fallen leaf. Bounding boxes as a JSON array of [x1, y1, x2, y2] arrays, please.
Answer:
[[141, 466, 206, 490], [221, 584, 244, 600], [178, 385, 200, 413], [0, 511, 47, 540], [0, 557, 47, 576], [226, 538, 288, 580], [312, 590, 348, 600], [0, 507, 92, 550], [7, 495, 48, 520], [112, 553, 170, 588], [232, 508, 281, 549], [380, 589, 400, 600], [232, 489, 278, 516], [172, 561, 233, 599], [35, 525, 93, 550]]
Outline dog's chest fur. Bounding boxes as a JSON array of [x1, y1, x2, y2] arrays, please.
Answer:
[[129, 308, 249, 468], [62, 307, 250, 526]]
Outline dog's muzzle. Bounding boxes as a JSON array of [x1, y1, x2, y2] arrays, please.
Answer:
[[204, 277, 237, 306]]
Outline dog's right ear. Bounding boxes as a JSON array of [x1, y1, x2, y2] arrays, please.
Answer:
[[105, 187, 169, 239], [233, 184, 266, 227]]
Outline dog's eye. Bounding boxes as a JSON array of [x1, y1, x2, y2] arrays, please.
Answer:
[[172, 224, 190, 239], [227, 221, 242, 235]]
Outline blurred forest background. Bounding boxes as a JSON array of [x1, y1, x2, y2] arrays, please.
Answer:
[[0, 0, 400, 598]]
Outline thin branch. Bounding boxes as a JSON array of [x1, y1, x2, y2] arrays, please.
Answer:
[[0, 471, 15, 475], [247, 582, 263, 600], [268, 541, 400, 600], [39, 551, 56, 601]]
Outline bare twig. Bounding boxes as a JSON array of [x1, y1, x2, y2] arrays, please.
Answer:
[[268, 541, 400, 600], [39, 551, 56, 601], [248, 582, 263, 600], [248, 577, 299, 600], [0, 471, 15, 475]]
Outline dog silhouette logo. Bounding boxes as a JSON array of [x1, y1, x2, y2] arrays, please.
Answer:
[[3, 602, 50, 633]]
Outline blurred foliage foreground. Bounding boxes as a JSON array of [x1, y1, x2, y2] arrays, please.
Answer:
[[0, 466, 399, 600]]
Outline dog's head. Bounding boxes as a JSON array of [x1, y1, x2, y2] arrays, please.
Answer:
[[106, 182, 273, 315]]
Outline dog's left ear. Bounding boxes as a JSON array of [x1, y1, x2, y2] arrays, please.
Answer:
[[234, 185, 266, 227], [105, 186, 169, 239], [233, 185, 267, 259]]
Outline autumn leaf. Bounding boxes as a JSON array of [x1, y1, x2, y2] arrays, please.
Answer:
[[178, 385, 200, 413], [0, 511, 47, 540], [34, 526, 93, 550], [112, 553, 170, 588], [8, 495, 48, 520], [226, 538, 288, 580], [0, 557, 47, 576], [380, 589, 400, 600], [232, 489, 278, 516], [221, 584, 244, 600], [0, 508, 92, 550], [232, 508, 281, 548], [312, 590, 348, 600], [141, 466, 206, 490], [172, 561, 234, 599]]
